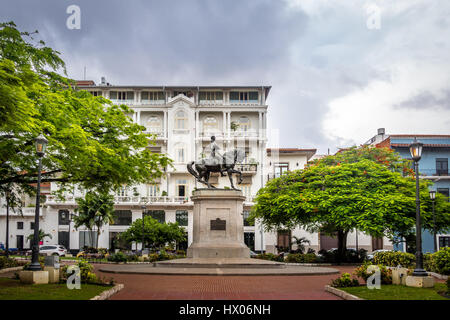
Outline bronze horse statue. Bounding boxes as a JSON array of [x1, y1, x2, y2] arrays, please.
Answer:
[[187, 149, 245, 189]]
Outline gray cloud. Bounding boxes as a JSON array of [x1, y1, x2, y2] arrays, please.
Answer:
[[395, 90, 450, 110]]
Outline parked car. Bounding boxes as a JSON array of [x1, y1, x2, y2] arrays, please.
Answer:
[[27, 245, 67, 256], [367, 249, 391, 260], [249, 250, 258, 257]]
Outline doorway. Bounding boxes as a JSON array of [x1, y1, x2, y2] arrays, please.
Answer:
[[16, 235, 24, 250]]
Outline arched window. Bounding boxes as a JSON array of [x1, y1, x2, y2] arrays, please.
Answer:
[[146, 116, 162, 133], [203, 115, 218, 133], [238, 116, 250, 132], [175, 110, 187, 129]]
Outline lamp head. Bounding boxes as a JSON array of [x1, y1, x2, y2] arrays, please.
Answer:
[[35, 134, 48, 157], [429, 190, 436, 200], [409, 137, 423, 162]]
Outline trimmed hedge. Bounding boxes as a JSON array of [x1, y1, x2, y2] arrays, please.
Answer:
[[286, 253, 319, 263], [373, 251, 415, 268], [424, 247, 450, 275]]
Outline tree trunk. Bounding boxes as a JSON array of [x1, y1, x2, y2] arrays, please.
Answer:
[[96, 225, 100, 250], [336, 230, 348, 264]]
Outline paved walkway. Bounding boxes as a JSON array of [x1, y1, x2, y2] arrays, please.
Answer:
[[94, 265, 356, 300]]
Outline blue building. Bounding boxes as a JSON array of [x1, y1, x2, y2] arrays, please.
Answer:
[[365, 128, 450, 252]]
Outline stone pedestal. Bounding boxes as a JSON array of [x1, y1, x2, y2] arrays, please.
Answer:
[[19, 270, 49, 284], [405, 275, 435, 288], [187, 189, 250, 259], [392, 268, 408, 285], [43, 267, 60, 283]]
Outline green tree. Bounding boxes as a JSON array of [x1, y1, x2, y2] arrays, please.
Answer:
[[73, 191, 115, 250], [0, 21, 171, 200], [27, 229, 52, 245], [291, 236, 311, 254], [251, 146, 450, 262], [121, 216, 186, 251]]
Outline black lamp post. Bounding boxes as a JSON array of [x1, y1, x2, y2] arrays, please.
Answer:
[[429, 190, 437, 252], [409, 137, 427, 277], [141, 205, 146, 255], [5, 189, 10, 257], [68, 212, 76, 252], [29, 134, 48, 271]]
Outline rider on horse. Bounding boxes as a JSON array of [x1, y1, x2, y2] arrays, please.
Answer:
[[205, 136, 226, 176]]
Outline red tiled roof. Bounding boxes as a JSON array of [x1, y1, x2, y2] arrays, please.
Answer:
[[76, 80, 95, 86], [389, 134, 450, 138], [390, 143, 450, 148], [267, 148, 317, 153]]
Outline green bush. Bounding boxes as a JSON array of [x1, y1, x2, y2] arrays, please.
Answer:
[[61, 259, 99, 284], [353, 262, 392, 284], [0, 256, 19, 269], [253, 253, 284, 262], [373, 251, 415, 268], [431, 247, 450, 275], [107, 252, 128, 263], [330, 273, 360, 288], [286, 253, 318, 263]]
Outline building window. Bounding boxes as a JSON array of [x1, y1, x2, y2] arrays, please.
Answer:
[[439, 236, 450, 249], [238, 116, 250, 132], [146, 116, 162, 133], [242, 185, 251, 200], [147, 184, 159, 197], [244, 232, 255, 251], [437, 188, 449, 201], [58, 209, 70, 225], [199, 91, 223, 103], [203, 116, 218, 133], [109, 91, 134, 101], [274, 163, 289, 178], [79, 231, 97, 249], [277, 230, 291, 252], [17, 222, 23, 230], [176, 179, 188, 197], [141, 91, 164, 102], [174, 143, 186, 163], [230, 91, 258, 103], [146, 210, 165, 224], [89, 91, 102, 97], [176, 210, 188, 226], [243, 210, 252, 226], [116, 186, 128, 197], [30, 222, 35, 230], [111, 210, 132, 226], [175, 110, 187, 129], [436, 158, 448, 176]]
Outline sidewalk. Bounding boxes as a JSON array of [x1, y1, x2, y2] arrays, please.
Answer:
[[94, 265, 355, 300]]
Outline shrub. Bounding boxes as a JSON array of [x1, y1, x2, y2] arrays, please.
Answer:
[[330, 273, 359, 288], [373, 251, 415, 268], [431, 247, 450, 275], [61, 259, 100, 284], [126, 254, 139, 262], [253, 253, 284, 262], [286, 253, 318, 263], [0, 256, 19, 269], [107, 252, 128, 263], [354, 262, 392, 284], [176, 250, 186, 255], [446, 278, 450, 295]]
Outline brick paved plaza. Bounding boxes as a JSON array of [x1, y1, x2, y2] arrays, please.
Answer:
[[94, 265, 356, 300]]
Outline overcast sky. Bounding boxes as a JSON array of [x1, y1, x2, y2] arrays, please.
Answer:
[[2, 0, 450, 154]]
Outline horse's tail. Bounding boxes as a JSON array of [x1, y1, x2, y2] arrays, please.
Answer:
[[187, 161, 200, 180]]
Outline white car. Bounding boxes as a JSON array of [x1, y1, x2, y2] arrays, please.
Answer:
[[35, 245, 67, 256], [367, 249, 391, 260]]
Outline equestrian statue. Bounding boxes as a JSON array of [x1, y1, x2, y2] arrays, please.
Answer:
[[187, 136, 245, 189]]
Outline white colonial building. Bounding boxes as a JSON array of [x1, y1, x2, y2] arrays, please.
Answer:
[[0, 80, 391, 254]]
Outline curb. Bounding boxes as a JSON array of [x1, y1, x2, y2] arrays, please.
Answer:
[[428, 272, 448, 280], [90, 283, 124, 300], [0, 266, 23, 274], [324, 285, 364, 300]]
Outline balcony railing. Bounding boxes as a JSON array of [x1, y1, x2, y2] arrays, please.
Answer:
[[235, 163, 258, 173], [419, 169, 449, 177], [143, 129, 165, 137], [0, 207, 43, 216], [230, 130, 259, 137], [110, 99, 135, 105], [140, 100, 165, 105], [45, 195, 190, 205]]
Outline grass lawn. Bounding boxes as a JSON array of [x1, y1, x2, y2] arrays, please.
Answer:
[[340, 284, 449, 300], [0, 278, 113, 300]]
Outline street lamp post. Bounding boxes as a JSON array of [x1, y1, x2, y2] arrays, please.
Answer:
[[429, 190, 437, 252], [5, 190, 10, 257], [409, 137, 427, 277], [28, 134, 48, 271], [68, 212, 76, 253], [141, 205, 146, 255]]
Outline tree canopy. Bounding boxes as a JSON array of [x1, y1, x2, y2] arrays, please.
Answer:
[[121, 216, 186, 251], [0, 21, 171, 201], [251, 145, 450, 260]]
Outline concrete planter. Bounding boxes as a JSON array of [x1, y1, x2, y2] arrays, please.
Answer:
[[324, 285, 364, 300], [90, 283, 124, 300]]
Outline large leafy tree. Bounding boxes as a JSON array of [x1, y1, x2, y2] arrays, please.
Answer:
[[251, 145, 450, 262], [0, 21, 171, 201], [121, 216, 186, 251], [73, 191, 115, 250]]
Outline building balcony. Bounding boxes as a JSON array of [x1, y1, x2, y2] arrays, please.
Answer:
[[419, 169, 450, 179], [140, 100, 165, 105], [199, 100, 224, 106], [230, 130, 259, 138], [110, 99, 135, 106], [0, 207, 43, 216], [235, 163, 258, 175], [45, 195, 190, 205], [143, 129, 165, 138]]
